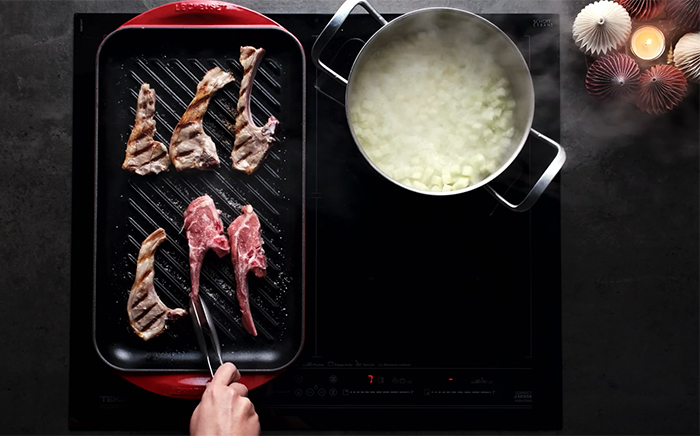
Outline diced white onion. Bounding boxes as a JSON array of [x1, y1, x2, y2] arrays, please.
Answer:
[[348, 25, 517, 193]]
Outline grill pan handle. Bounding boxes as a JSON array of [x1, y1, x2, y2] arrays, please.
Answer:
[[484, 128, 566, 212], [311, 0, 388, 85], [119, 0, 282, 28], [119, 372, 282, 400]]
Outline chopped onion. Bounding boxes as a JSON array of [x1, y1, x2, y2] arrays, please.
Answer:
[[348, 26, 517, 193]]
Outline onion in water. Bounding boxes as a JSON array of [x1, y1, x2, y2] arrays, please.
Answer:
[[348, 27, 516, 193]]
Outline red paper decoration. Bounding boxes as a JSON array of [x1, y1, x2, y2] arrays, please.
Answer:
[[665, 0, 700, 33], [616, 0, 666, 21], [636, 64, 688, 114], [586, 52, 641, 100]]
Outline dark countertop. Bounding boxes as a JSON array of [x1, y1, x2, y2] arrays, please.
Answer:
[[0, 0, 697, 434]]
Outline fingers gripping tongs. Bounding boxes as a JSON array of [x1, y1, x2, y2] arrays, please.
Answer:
[[189, 293, 223, 377]]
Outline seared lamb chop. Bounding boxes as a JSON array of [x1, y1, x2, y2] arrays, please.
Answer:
[[231, 46, 279, 174], [184, 195, 230, 298], [228, 205, 267, 336], [122, 83, 170, 175], [170, 67, 235, 171], [127, 228, 186, 341]]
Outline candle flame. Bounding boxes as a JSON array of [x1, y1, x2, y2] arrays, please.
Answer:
[[630, 26, 665, 61]]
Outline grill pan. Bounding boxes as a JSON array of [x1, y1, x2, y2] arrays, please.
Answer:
[[92, 1, 305, 395]]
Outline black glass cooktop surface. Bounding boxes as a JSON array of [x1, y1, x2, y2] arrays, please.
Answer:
[[71, 12, 561, 431]]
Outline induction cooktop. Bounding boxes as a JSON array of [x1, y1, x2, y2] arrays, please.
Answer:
[[70, 12, 562, 431]]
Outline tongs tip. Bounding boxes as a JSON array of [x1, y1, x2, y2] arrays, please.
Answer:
[[190, 294, 224, 378]]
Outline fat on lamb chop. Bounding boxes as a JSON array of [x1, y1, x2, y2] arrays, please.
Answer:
[[127, 228, 187, 341], [169, 67, 235, 171], [231, 46, 280, 174], [122, 83, 171, 175], [184, 195, 230, 299], [228, 205, 267, 336]]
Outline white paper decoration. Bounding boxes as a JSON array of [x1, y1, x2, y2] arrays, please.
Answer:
[[573, 0, 633, 56], [674, 32, 700, 83]]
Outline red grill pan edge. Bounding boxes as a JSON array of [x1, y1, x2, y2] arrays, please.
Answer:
[[92, 1, 306, 398]]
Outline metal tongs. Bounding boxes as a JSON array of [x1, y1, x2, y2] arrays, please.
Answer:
[[189, 293, 223, 377]]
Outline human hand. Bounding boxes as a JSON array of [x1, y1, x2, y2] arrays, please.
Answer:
[[190, 362, 260, 436]]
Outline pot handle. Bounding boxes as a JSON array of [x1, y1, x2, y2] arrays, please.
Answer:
[[484, 128, 566, 212], [311, 0, 388, 85]]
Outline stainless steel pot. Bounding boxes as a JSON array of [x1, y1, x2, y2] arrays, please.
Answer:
[[311, 0, 566, 212]]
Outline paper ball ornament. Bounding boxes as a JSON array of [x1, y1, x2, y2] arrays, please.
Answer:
[[586, 52, 641, 100], [573, 1, 633, 56], [615, 0, 666, 21], [636, 64, 687, 114], [665, 0, 700, 33], [674, 32, 700, 82]]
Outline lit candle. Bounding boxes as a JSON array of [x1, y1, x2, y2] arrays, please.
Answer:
[[630, 25, 666, 61]]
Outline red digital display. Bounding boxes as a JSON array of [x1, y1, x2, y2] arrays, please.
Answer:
[[368, 375, 373, 383], [448, 378, 453, 381]]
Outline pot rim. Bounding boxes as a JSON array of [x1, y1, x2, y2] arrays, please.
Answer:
[[344, 7, 536, 196]]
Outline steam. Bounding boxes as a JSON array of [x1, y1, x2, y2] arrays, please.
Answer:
[[315, 1, 699, 208]]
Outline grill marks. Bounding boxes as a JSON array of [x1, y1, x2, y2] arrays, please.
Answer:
[[127, 228, 187, 341], [124, 56, 281, 176], [133, 302, 159, 322], [177, 149, 195, 158], [169, 67, 235, 171], [231, 47, 279, 175], [122, 84, 171, 175], [119, 55, 286, 344]]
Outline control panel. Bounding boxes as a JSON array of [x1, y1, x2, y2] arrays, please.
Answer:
[[252, 368, 534, 407]]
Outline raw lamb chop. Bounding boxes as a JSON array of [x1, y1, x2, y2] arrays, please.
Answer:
[[228, 205, 267, 336], [231, 46, 279, 174], [122, 83, 171, 175], [184, 195, 230, 298], [127, 228, 187, 341], [170, 67, 235, 171]]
